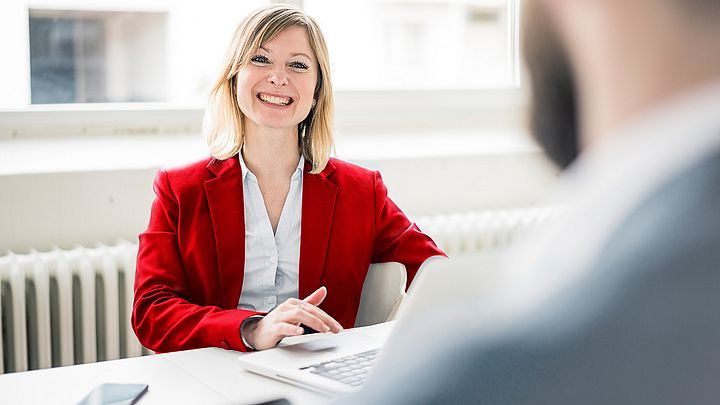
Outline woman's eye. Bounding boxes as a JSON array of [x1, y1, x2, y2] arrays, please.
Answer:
[[289, 61, 309, 70], [250, 55, 270, 64]]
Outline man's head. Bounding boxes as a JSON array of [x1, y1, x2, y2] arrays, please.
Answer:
[[522, 0, 720, 169]]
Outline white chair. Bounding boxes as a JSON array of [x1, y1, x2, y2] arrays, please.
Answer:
[[354, 262, 407, 327]]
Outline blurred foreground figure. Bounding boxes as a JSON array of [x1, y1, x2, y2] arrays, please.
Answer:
[[344, 0, 720, 403]]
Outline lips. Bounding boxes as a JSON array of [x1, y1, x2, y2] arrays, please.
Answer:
[[257, 92, 293, 106]]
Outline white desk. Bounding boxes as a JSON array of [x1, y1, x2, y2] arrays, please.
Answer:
[[0, 323, 394, 405], [0, 353, 228, 405]]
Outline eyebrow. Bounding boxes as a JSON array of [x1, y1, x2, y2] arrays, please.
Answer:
[[291, 52, 313, 60], [259, 46, 313, 61]]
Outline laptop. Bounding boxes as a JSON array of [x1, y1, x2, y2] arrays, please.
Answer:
[[237, 253, 502, 394]]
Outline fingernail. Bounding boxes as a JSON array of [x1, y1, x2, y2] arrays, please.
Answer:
[[324, 326, 330, 332]]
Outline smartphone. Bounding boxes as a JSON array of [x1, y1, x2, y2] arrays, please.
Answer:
[[77, 383, 148, 405], [250, 399, 292, 405]]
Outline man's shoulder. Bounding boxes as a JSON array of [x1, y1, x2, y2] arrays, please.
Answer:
[[345, 151, 720, 405], [599, 149, 720, 267]]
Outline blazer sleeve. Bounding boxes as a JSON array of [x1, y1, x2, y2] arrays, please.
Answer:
[[131, 169, 259, 353], [370, 171, 446, 287]]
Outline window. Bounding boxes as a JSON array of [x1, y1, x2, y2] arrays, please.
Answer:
[[305, 0, 518, 90], [0, 0, 265, 109], [0, 0, 523, 138], [29, 10, 167, 104]]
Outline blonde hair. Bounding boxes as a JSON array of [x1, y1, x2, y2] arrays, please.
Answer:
[[202, 5, 334, 174]]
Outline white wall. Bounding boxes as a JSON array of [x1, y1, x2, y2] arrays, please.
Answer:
[[0, 139, 558, 253], [0, 1, 31, 107], [1, 168, 157, 253], [367, 153, 558, 216]]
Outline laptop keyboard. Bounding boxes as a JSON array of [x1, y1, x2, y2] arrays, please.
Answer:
[[299, 348, 379, 387]]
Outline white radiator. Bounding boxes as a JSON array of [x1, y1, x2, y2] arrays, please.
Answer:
[[0, 240, 148, 374], [415, 205, 563, 256], [0, 206, 561, 374]]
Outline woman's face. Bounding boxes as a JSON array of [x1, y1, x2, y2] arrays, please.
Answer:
[[235, 26, 318, 133]]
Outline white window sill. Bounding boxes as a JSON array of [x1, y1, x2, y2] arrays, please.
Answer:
[[0, 129, 541, 176]]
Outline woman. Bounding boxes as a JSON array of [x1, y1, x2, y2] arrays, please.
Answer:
[[132, 5, 444, 353]]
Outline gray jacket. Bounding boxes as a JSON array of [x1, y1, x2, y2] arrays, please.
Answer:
[[344, 151, 720, 404]]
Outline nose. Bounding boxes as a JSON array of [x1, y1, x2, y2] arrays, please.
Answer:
[[268, 66, 289, 87]]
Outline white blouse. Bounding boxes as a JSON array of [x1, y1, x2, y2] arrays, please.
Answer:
[[237, 153, 304, 312]]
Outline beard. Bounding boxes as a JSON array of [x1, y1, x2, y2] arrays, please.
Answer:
[[522, 1, 580, 169]]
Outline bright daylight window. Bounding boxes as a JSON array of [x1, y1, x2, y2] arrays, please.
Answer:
[[306, 0, 518, 89], [28, 10, 167, 104], [0, 0, 519, 110]]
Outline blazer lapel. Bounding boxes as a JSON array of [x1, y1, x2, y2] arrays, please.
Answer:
[[204, 157, 246, 310], [299, 160, 338, 299]]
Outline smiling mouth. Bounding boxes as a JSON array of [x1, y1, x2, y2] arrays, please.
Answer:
[[258, 93, 293, 106]]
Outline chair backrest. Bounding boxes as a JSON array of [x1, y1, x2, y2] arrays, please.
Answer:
[[354, 262, 407, 327]]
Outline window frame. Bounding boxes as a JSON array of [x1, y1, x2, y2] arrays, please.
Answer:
[[0, 0, 525, 140]]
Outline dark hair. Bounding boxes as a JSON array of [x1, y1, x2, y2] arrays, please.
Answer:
[[521, 1, 579, 169]]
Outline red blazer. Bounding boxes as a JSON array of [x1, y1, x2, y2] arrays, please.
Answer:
[[132, 156, 444, 353]]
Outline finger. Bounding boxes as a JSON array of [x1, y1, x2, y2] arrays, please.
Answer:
[[302, 286, 327, 306], [302, 303, 343, 333], [284, 298, 303, 306], [273, 298, 301, 313], [281, 307, 331, 333], [253, 322, 304, 350], [275, 322, 305, 338]]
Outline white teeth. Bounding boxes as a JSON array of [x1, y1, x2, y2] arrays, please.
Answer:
[[259, 93, 291, 106]]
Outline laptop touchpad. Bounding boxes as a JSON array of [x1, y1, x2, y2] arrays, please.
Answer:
[[281, 332, 376, 355]]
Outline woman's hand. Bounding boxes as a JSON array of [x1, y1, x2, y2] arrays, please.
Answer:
[[243, 286, 344, 351]]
